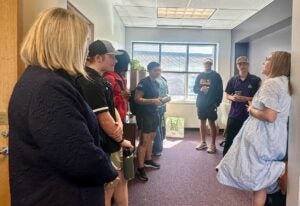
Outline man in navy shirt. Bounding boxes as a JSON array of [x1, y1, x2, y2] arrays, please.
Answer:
[[223, 56, 261, 156], [135, 62, 162, 181]]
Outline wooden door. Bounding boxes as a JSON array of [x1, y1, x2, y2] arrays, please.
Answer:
[[0, 0, 23, 205]]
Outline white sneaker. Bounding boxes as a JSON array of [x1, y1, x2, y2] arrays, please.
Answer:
[[195, 142, 207, 150], [207, 144, 217, 154]]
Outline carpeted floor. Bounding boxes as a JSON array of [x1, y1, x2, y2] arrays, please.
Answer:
[[128, 129, 252, 206]]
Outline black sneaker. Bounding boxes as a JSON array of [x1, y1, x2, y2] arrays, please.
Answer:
[[136, 168, 148, 181], [144, 160, 160, 169]]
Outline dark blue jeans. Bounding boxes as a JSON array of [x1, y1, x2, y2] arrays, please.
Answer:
[[152, 109, 165, 155]]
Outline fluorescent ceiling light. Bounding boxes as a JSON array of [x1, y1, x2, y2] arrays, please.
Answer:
[[158, 8, 215, 19]]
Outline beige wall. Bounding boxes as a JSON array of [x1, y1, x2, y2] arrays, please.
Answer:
[[287, 0, 300, 205], [23, 0, 66, 36], [166, 102, 230, 129]]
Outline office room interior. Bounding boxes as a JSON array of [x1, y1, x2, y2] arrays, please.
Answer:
[[1, 0, 300, 205]]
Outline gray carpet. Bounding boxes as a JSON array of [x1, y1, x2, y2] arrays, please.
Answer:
[[128, 129, 252, 206]]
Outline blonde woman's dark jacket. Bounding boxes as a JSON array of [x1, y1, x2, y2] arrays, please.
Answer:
[[8, 66, 117, 206]]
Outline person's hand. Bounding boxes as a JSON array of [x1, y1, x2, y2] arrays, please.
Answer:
[[246, 101, 253, 113], [230, 95, 238, 102], [122, 89, 131, 99], [230, 94, 245, 102], [104, 161, 121, 189], [111, 161, 121, 171], [200, 86, 209, 94], [110, 122, 123, 140], [120, 139, 134, 149], [152, 98, 162, 106], [233, 95, 240, 102], [232, 95, 245, 102]]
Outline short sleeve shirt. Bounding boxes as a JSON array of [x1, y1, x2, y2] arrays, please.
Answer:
[[77, 67, 121, 154], [156, 76, 168, 112], [225, 74, 261, 120], [77, 67, 116, 119], [136, 76, 159, 116]]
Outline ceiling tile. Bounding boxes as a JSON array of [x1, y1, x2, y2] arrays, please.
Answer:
[[111, 0, 123, 5], [180, 19, 206, 26], [210, 9, 256, 20], [252, 0, 274, 10], [113, 0, 156, 7], [237, 10, 258, 20], [126, 6, 156, 18], [125, 17, 157, 27], [189, 0, 254, 10], [157, 0, 190, 8], [114, 0, 274, 29], [203, 19, 233, 28], [157, 18, 182, 26], [114, 6, 130, 17]]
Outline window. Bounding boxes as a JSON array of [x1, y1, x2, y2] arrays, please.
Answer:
[[132, 43, 159, 69], [132, 42, 217, 101]]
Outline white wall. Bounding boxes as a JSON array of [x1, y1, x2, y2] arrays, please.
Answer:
[[248, 25, 291, 78], [231, 0, 292, 76], [126, 27, 231, 128], [22, 0, 125, 48], [232, 0, 292, 43], [69, 0, 125, 48], [287, 0, 300, 204], [166, 102, 230, 129]]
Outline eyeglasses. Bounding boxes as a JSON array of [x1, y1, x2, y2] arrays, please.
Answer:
[[237, 62, 249, 66]]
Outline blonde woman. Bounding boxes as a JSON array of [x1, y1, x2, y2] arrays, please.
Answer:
[[8, 8, 117, 206], [217, 51, 291, 206]]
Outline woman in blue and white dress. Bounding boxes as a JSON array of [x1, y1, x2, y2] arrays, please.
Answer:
[[216, 51, 292, 206]]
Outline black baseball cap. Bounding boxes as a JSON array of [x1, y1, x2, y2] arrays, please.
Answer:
[[88, 40, 123, 57]]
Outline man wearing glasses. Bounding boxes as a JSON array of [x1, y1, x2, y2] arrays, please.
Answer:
[[222, 56, 261, 156]]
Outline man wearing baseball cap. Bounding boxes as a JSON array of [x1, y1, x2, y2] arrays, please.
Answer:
[[222, 56, 261, 156], [193, 58, 223, 154], [77, 40, 133, 206]]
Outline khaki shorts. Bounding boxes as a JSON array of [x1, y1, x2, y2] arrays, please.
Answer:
[[104, 150, 123, 190], [110, 150, 123, 170]]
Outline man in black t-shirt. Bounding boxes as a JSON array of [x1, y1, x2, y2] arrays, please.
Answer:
[[77, 40, 133, 206], [134, 62, 162, 181], [193, 58, 223, 154]]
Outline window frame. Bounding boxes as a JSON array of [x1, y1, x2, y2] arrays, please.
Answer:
[[132, 42, 217, 102]]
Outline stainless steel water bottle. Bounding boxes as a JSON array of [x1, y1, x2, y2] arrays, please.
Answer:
[[123, 148, 135, 180]]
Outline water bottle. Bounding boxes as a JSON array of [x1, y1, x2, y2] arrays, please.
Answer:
[[123, 148, 135, 180], [160, 95, 171, 104]]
